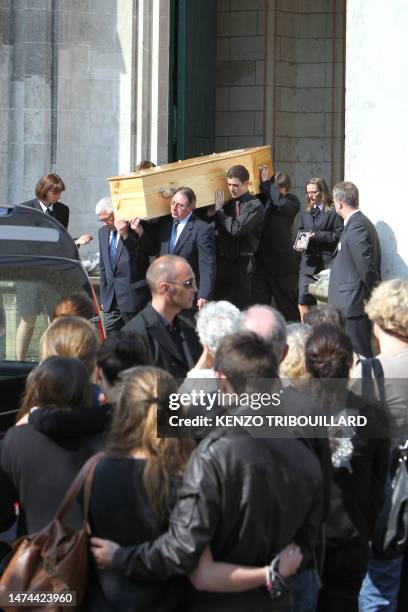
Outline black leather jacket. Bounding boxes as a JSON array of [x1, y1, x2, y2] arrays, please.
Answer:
[[112, 416, 323, 611]]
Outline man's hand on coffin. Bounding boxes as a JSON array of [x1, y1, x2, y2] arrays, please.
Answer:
[[114, 219, 129, 239], [215, 188, 225, 211], [130, 217, 144, 237], [260, 165, 269, 182]]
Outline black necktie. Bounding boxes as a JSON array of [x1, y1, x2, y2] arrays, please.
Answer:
[[311, 206, 320, 218], [45, 207, 53, 217]]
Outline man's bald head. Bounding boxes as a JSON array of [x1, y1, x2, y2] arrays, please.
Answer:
[[146, 255, 190, 293], [240, 305, 287, 362]]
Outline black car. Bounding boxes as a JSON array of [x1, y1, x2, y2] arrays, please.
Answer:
[[0, 205, 103, 433]]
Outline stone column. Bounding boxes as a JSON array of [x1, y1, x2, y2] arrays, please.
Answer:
[[345, 0, 408, 277]]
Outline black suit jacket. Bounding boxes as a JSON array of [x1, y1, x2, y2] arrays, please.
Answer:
[[98, 227, 149, 315], [19, 198, 70, 229], [257, 181, 300, 275], [299, 207, 343, 275], [214, 192, 264, 260], [138, 213, 215, 300], [328, 210, 381, 317], [122, 303, 202, 379]]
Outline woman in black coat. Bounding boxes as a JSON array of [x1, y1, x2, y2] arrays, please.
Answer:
[[296, 178, 343, 321], [0, 356, 107, 536], [305, 324, 389, 612]]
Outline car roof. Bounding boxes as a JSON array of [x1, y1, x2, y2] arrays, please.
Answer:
[[0, 205, 79, 259]]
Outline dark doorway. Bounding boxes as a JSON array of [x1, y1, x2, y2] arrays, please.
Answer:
[[168, 0, 217, 161]]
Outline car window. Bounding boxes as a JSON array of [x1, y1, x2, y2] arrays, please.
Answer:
[[0, 257, 94, 363]]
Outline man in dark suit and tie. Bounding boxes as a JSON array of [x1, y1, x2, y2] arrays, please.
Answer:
[[328, 181, 381, 357], [253, 168, 301, 321], [214, 164, 264, 309], [96, 197, 149, 335], [122, 255, 202, 379], [130, 187, 215, 310]]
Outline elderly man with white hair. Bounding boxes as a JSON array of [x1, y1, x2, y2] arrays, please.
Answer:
[[95, 197, 150, 334]]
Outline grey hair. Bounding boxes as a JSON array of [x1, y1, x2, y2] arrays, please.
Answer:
[[332, 181, 359, 209], [196, 301, 242, 354], [95, 197, 113, 215], [240, 305, 287, 362]]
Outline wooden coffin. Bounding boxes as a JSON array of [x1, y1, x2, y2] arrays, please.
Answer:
[[108, 145, 273, 220]]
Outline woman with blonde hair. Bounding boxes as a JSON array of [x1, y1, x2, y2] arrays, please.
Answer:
[[18, 316, 101, 421], [280, 323, 311, 388], [296, 177, 343, 321], [40, 315, 99, 376], [87, 366, 302, 611]]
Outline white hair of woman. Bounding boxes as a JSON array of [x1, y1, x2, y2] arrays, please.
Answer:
[[196, 301, 242, 355], [185, 301, 242, 378]]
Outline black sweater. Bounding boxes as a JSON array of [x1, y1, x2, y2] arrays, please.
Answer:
[[0, 406, 108, 535], [85, 456, 187, 612]]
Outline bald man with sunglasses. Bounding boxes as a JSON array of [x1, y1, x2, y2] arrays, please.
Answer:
[[122, 255, 202, 379]]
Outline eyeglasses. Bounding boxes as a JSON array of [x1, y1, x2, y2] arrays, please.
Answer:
[[167, 278, 197, 289], [171, 201, 190, 210], [98, 215, 114, 223]]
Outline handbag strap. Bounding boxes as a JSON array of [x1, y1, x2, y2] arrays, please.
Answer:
[[54, 452, 104, 523], [361, 357, 386, 404]]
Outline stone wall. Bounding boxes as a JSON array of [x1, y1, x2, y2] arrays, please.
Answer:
[[215, 0, 346, 201], [0, 0, 169, 252], [215, 0, 265, 153]]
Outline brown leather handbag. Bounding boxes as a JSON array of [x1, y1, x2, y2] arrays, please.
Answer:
[[0, 452, 103, 612]]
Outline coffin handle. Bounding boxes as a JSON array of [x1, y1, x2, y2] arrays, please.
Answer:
[[159, 186, 177, 198]]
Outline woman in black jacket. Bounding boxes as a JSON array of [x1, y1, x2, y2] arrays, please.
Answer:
[[305, 324, 389, 612], [0, 356, 107, 536], [296, 178, 343, 321]]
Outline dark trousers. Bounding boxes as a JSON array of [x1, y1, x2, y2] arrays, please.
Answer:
[[103, 304, 137, 336], [345, 315, 373, 358], [214, 255, 254, 310], [252, 262, 300, 322], [317, 542, 368, 612]]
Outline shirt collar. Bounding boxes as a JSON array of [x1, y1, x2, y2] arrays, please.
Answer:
[[38, 200, 53, 213], [177, 211, 193, 227], [343, 208, 359, 228]]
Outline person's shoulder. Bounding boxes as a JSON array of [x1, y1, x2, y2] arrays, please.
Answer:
[[54, 201, 69, 212], [191, 214, 214, 234], [2, 423, 39, 453], [245, 194, 263, 208], [18, 198, 36, 208], [123, 303, 153, 332], [98, 225, 108, 239], [286, 192, 301, 206]]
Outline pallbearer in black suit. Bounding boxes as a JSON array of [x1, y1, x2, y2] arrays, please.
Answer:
[[296, 177, 343, 322], [328, 181, 381, 357], [214, 165, 264, 309], [130, 187, 215, 310], [253, 168, 300, 321]]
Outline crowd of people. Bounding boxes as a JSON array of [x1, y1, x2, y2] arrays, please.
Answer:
[[0, 165, 407, 611]]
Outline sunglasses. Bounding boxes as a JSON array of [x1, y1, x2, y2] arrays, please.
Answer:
[[167, 278, 197, 289]]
